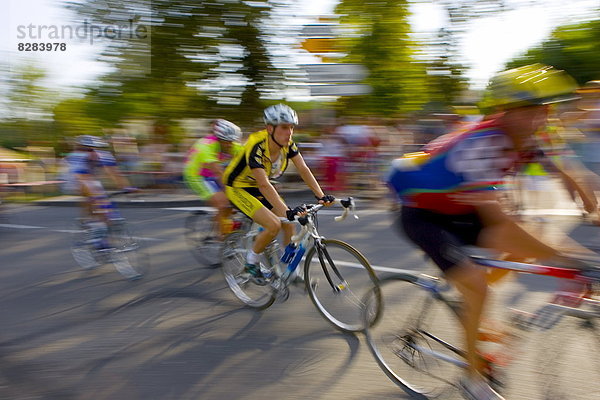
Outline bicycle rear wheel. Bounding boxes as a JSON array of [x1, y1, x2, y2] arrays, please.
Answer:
[[221, 232, 275, 310], [364, 275, 464, 399], [185, 210, 221, 268], [304, 239, 381, 333], [108, 219, 149, 280]]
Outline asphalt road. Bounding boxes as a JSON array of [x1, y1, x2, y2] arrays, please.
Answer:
[[1, 196, 599, 400]]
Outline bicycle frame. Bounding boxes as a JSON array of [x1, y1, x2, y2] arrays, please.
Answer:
[[245, 200, 357, 290], [393, 256, 600, 373]]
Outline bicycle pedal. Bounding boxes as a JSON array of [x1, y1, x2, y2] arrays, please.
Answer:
[[275, 286, 290, 303], [249, 275, 268, 286]]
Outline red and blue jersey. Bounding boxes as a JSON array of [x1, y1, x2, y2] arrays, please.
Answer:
[[387, 119, 519, 214]]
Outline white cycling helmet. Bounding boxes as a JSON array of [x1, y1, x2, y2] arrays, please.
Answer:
[[76, 135, 108, 148], [263, 104, 298, 126], [213, 119, 242, 142]]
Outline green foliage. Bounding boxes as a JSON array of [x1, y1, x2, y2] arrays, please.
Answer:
[[334, 0, 431, 116], [63, 0, 282, 130], [506, 19, 600, 84]]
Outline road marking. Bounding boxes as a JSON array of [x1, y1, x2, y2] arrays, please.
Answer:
[[309, 259, 414, 275], [520, 209, 581, 216], [164, 207, 215, 212], [0, 223, 44, 229], [2, 224, 163, 241], [163, 206, 383, 217]]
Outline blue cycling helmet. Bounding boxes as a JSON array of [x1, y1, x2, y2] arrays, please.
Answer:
[[76, 135, 108, 148]]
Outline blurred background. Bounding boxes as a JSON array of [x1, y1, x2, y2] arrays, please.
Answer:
[[0, 0, 599, 200]]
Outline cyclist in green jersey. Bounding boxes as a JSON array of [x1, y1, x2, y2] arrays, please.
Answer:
[[183, 119, 243, 236]]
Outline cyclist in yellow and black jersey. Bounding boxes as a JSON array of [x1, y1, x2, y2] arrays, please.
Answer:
[[223, 104, 334, 283], [224, 129, 299, 189]]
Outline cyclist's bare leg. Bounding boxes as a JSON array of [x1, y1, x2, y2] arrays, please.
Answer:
[[280, 221, 295, 246], [250, 207, 281, 254], [477, 202, 561, 260], [445, 260, 489, 376], [79, 181, 102, 221], [208, 191, 231, 237]]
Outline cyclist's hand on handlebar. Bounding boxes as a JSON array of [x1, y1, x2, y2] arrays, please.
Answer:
[[286, 205, 307, 221], [316, 194, 335, 205]]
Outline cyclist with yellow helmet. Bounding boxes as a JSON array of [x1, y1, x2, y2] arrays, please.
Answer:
[[387, 64, 598, 400]]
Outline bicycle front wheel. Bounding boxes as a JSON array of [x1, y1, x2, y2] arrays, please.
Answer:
[[221, 232, 275, 310], [70, 220, 101, 270], [108, 220, 149, 280], [185, 211, 221, 268], [364, 275, 464, 399], [304, 239, 380, 333]]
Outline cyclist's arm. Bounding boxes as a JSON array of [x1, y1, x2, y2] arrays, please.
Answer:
[[290, 153, 325, 199], [252, 167, 288, 216], [548, 158, 598, 216], [203, 161, 225, 186], [103, 165, 132, 190]]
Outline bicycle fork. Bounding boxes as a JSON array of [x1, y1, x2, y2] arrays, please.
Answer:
[[314, 242, 348, 293]]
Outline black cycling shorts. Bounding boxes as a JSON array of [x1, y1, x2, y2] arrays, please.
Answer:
[[397, 206, 484, 272]]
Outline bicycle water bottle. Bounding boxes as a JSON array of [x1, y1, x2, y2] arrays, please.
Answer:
[[281, 243, 296, 264], [281, 244, 306, 282], [288, 245, 306, 271]]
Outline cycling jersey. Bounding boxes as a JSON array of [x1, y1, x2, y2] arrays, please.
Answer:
[[183, 135, 242, 200], [67, 150, 117, 175], [224, 130, 299, 188], [387, 119, 520, 215], [184, 135, 242, 179], [61, 149, 117, 195]]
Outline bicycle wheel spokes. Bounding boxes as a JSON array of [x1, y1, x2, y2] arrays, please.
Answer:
[[70, 220, 101, 270], [185, 211, 222, 268], [304, 239, 380, 333], [109, 224, 149, 280], [364, 276, 463, 399], [221, 232, 275, 310]]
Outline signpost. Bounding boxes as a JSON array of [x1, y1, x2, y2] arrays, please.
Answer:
[[300, 20, 371, 97], [309, 84, 372, 97], [300, 38, 337, 54], [304, 64, 368, 84]]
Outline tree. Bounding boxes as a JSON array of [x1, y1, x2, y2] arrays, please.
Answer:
[[505, 19, 600, 85], [0, 63, 59, 147], [334, 0, 430, 116], [64, 0, 283, 131]]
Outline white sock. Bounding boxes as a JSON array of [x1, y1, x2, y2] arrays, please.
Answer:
[[246, 250, 260, 265]]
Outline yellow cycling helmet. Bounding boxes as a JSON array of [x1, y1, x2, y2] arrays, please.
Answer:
[[480, 63, 578, 112]]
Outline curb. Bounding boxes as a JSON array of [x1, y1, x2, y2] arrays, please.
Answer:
[[31, 188, 386, 208], [32, 188, 317, 208]]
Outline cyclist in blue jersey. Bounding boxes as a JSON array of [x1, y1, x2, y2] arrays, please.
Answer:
[[64, 135, 137, 246], [387, 64, 599, 400]]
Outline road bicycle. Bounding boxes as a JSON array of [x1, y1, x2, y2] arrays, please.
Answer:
[[70, 191, 149, 280], [221, 198, 382, 333], [184, 207, 247, 268], [363, 255, 600, 399]]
